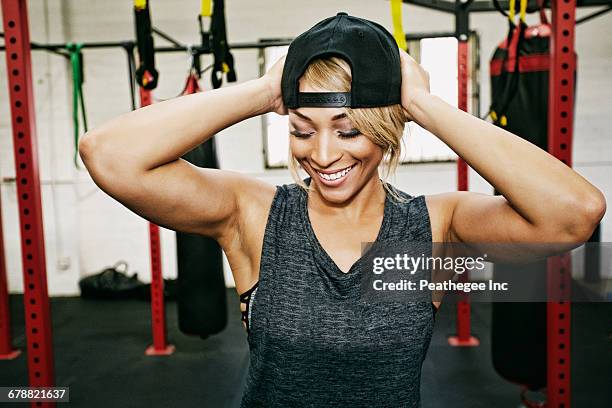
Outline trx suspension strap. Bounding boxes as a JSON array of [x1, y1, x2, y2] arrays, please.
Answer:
[[198, 0, 212, 55], [390, 0, 407, 51], [66, 42, 88, 168], [134, 0, 159, 89], [200, 0, 212, 17], [209, 0, 236, 89]]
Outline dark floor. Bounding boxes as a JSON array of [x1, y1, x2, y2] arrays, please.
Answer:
[[1, 292, 610, 407]]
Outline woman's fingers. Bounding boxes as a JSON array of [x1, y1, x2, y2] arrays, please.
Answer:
[[262, 55, 288, 115]]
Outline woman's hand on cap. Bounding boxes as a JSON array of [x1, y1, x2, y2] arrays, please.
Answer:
[[399, 48, 431, 122], [261, 55, 288, 116]]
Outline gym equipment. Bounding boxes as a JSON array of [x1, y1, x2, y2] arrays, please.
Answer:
[[492, 264, 548, 395], [390, 0, 408, 51], [176, 71, 228, 337], [0, 191, 20, 360], [1, 0, 56, 391], [489, 0, 572, 151], [121, 41, 138, 111], [78, 261, 147, 300], [449, 6, 480, 348], [133, 0, 159, 89], [207, 0, 236, 89], [66, 42, 88, 168]]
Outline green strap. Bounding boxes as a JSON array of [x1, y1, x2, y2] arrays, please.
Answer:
[[66, 43, 88, 168]]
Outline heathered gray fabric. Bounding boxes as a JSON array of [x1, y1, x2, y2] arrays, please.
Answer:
[[240, 179, 434, 408]]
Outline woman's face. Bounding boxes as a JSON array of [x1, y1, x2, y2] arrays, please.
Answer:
[[289, 84, 383, 204]]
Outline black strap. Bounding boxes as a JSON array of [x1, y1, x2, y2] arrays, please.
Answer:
[[297, 92, 352, 108], [121, 41, 137, 111], [239, 281, 259, 335], [489, 18, 528, 122], [210, 0, 237, 89], [496, 21, 527, 119], [239, 281, 259, 303], [134, 1, 159, 90]]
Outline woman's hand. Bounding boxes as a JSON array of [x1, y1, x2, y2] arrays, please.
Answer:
[[399, 48, 431, 122], [260, 55, 288, 116]]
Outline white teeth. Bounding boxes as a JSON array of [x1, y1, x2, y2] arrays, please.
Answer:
[[318, 165, 354, 181]]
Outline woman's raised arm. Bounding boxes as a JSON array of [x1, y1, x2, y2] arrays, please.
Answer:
[[398, 49, 606, 244], [78, 58, 286, 240]]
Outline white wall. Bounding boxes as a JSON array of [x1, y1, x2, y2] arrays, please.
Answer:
[[1, 1, 610, 295]]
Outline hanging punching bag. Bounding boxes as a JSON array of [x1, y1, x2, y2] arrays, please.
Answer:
[[176, 72, 228, 337], [489, 7, 554, 150], [488, 0, 577, 394]]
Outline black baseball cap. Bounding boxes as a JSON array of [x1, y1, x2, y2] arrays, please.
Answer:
[[281, 12, 402, 109]]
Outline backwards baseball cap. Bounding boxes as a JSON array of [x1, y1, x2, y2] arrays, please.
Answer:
[[281, 12, 402, 109]]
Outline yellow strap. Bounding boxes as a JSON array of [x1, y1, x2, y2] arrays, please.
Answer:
[[509, 0, 516, 23], [222, 62, 229, 73], [134, 0, 147, 10], [519, 0, 528, 22], [390, 0, 407, 51], [201, 0, 212, 17]]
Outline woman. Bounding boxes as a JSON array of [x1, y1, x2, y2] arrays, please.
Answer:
[[80, 12, 605, 408]]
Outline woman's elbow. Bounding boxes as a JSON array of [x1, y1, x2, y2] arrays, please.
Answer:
[[78, 131, 98, 167], [78, 131, 120, 183], [582, 190, 606, 231], [562, 190, 606, 242]]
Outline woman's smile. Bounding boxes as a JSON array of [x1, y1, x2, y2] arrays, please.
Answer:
[[313, 163, 357, 187]]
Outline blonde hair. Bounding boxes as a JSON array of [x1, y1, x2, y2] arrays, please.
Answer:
[[288, 56, 407, 202]]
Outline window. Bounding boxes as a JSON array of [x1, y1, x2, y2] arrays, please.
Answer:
[[259, 35, 478, 168]]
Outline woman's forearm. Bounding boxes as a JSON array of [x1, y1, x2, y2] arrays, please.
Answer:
[[409, 91, 605, 229], [80, 78, 272, 172]]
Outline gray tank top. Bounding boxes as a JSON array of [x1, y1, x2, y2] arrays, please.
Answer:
[[239, 179, 435, 407]]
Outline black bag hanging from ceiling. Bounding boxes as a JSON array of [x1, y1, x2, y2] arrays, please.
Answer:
[[490, 4, 551, 150], [176, 72, 228, 338]]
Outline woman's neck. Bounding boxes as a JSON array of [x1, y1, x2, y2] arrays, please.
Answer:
[[307, 175, 387, 221]]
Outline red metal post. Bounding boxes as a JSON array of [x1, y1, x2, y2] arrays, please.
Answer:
[[2, 0, 56, 405], [546, 0, 575, 406], [448, 39, 479, 347], [139, 86, 174, 356], [0, 192, 21, 360]]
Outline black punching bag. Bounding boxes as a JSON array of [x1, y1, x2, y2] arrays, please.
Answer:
[[177, 74, 227, 337], [491, 262, 548, 390]]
